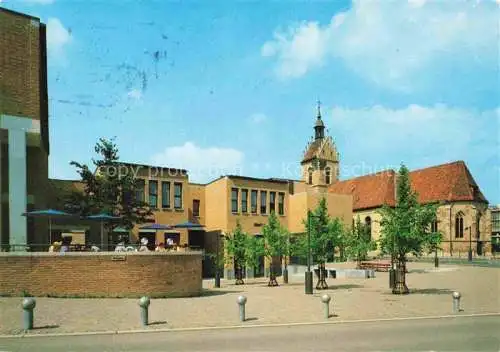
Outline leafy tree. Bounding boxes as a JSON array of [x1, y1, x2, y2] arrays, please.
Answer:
[[304, 197, 345, 289], [344, 216, 377, 268], [262, 211, 287, 286], [245, 234, 264, 278], [224, 222, 249, 285], [66, 138, 153, 233], [378, 164, 441, 294]]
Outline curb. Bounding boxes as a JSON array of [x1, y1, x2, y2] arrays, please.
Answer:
[[0, 312, 499, 339]]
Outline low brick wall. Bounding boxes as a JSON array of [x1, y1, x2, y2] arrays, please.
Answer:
[[0, 251, 203, 298]]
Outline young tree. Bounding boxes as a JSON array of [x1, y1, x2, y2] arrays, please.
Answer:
[[344, 216, 377, 268], [225, 222, 249, 285], [245, 234, 264, 280], [67, 138, 153, 232], [304, 197, 344, 289], [378, 164, 441, 294], [262, 211, 287, 286]]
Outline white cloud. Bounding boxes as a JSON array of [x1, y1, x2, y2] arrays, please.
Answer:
[[150, 142, 245, 183], [127, 89, 142, 101], [329, 104, 499, 175], [261, 0, 497, 90], [46, 18, 71, 60], [249, 113, 267, 124]]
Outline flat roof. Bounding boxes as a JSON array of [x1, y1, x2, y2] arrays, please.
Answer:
[[0, 7, 41, 22]]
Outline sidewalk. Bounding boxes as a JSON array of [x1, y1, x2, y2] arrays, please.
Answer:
[[0, 262, 498, 336]]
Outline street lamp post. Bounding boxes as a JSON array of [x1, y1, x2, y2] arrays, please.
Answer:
[[215, 233, 221, 288], [305, 211, 313, 294], [434, 245, 439, 268]]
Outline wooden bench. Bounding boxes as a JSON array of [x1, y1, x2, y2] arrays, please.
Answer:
[[360, 261, 391, 272]]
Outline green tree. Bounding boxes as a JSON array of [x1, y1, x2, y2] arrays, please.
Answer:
[[225, 222, 249, 285], [344, 216, 377, 268], [378, 164, 441, 294], [262, 211, 287, 286], [304, 197, 344, 289], [245, 234, 264, 278], [67, 138, 153, 232]]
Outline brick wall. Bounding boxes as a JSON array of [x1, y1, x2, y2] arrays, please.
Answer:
[[0, 9, 42, 120], [0, 252, 203, 298]]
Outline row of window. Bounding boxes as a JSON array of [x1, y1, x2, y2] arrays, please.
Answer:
[[307, 167, 332, 185], [136, 180, 184, 210], [231, 188, 285, 216]]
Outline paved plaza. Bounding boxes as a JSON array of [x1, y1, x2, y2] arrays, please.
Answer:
[[0, 262, 498, 336]]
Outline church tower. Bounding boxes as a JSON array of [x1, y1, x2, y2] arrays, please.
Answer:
[[300, 101, 340, 191]]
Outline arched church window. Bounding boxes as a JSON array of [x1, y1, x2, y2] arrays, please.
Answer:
[[455, 212, 464, 238], [325, 167, 331, 185], [365, 216, 372, 240], [308, 168, 313, 184], [430, 220, 438, 233]]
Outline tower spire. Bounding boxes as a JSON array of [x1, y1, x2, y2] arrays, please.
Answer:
[[314, 99, 325, 140]]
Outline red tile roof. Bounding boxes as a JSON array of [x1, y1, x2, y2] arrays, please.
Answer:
[[329, 161, 487, 210], [328, 170, 396, 210]]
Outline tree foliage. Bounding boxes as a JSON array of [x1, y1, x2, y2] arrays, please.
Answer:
[[225, 221, 264, 284], [303, 197, 344, 265], [378, 164, 441, 261], [66, 137, 153, 230], [343, 216, 377, 267]]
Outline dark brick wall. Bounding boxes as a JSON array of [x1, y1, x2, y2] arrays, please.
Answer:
[[0, 252, 203, 297]]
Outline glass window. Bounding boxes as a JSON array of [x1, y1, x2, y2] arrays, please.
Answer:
[[193, 199, 200, 217], [325, 167, 331, 184], [149, 180, 158, 208], [269, 192, 276, 214], [455, 213, 464, 238], [492, 211, 500, 232], [431, 220, 438, 233], [278, 192, 285, 215], [251, 190, 258, 214], [231, 188, 239, 213], [241, 189, 248, 213], [365, 216, 372, 240], [260, 191, 267, 214], [135, 179, 145, 202], [174, 182, 183, 209], [308, 168, 313, 184], [161, 181, 170, 208]]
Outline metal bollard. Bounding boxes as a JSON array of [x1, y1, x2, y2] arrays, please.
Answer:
[[321, 294, 331, 319], [452, 291, 461, 314], [237, 295, 247, 322], [22, 297, 36, 331], [138, 296, 151, 326]]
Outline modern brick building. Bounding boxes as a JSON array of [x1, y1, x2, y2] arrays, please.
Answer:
[[0, 8, 50, 251]]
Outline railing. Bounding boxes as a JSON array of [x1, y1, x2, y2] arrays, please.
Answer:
[[1, 243, 205, 253]]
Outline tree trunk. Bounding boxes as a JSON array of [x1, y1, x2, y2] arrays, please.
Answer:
[[315, 263, 328, 289], [392, 257, 409, 294], [268, 263, 279, 286], [235, 264, 244, 285]]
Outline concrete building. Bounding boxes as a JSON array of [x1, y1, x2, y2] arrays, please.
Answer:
[[0, 8, 50, 251]]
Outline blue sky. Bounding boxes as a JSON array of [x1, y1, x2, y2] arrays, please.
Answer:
[[2, 0, 499, 204]]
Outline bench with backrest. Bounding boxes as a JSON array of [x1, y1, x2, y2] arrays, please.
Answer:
[[359, 261, 391, 272]]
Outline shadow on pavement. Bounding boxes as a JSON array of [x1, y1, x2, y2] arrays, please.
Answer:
[[32, 324, 60, 330], [410, 288, 455, 295], [199, 289, 243, 297], [148, 321, 167, 326]]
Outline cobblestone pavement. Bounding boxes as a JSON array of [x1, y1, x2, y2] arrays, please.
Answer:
[[0, 262, 498, 335]]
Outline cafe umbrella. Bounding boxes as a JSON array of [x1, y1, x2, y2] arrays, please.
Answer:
[[86, 213, 122, 250], [22, 209, 74, 246]]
